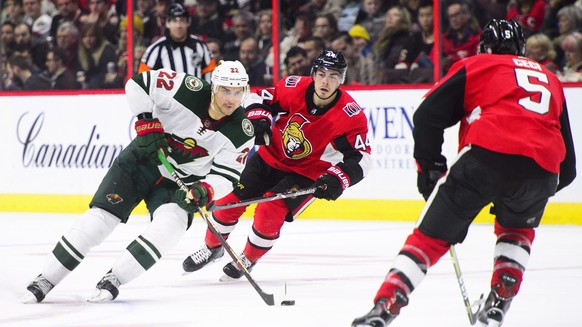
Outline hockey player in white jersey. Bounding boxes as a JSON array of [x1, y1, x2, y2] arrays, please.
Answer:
[[22, 60, 255, 303]]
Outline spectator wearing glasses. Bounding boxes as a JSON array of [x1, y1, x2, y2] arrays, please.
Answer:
[[223, 10, 255, 61], [313, 13, 339, 47], [441, 0, 481, 73], [40, 47, 79, 89]]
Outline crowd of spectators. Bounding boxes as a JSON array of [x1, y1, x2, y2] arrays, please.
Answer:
[[1, 0, 582, 91]]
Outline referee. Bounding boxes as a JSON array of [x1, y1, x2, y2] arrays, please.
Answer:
[[138, 3, 215, 81]]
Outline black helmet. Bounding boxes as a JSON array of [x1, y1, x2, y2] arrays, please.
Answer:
[[167, 3, 189, 21], [310, 49, 348, 84], [478, 19, 525, 56]]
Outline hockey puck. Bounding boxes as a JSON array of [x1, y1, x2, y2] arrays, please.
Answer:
[[280, 300, 296, 306]]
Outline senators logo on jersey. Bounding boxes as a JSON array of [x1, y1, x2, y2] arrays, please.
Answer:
[[281, 114, 312, 159]]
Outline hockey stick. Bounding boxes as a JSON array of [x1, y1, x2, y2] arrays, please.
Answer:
[[449, 245, 485, 325], [206, 187, 317, 211], [156, 149, 285, 306]]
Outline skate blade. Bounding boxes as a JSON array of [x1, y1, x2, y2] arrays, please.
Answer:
[[21, 292, 39, 304], [87, 289, 114, 303], [219, 274, 241, 282]]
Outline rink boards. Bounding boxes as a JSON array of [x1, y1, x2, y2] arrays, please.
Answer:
[[1, 88, 581, 224]]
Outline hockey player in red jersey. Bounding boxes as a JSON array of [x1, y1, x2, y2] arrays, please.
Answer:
[[352, 20, 576, 327], [182, 49, 373, 279]]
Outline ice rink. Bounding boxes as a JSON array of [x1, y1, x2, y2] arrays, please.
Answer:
[[1, 212, 580, 327]]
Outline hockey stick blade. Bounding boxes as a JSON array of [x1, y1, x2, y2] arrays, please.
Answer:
[[156, 149, 281, 306], [206, 187, 317, 211]]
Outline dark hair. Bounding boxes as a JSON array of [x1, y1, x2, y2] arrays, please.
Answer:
[[332, 31, 353, 44], [48, 47, 68, 62], [284, 46, 307, 65], [8, 54, 30, 70]]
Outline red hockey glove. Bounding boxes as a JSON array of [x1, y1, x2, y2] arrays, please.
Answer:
[[135, 114, 168, 165], [312, 166, 350, 201], [245, 103, 273, 146], [416, 160, 447, 200], [175, 181, 214, 213]]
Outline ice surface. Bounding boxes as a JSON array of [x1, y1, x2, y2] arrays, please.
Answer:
[[1, 212, 580, 326]]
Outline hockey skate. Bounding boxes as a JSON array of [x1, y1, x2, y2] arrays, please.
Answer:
[[351, 290, 409, 327], [220, 253, 255, 281], [477, 274, 517, 326], [182, 245, 225, 273], [88, 270, 121, 302], [22, 274, 55, 303]]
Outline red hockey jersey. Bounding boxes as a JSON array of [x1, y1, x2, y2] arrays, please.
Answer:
[[255, 76, 372, 183], [415, 54, 575, 175]]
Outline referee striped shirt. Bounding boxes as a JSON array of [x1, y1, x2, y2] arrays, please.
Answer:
[[139, 33, 216, 82]]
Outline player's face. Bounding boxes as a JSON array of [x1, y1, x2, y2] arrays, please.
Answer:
[[313, 68, 341, 97], [212, 86, 245, 118]]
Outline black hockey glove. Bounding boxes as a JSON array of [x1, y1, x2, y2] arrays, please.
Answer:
[[135, 114, 169, 165], [312, 166, 350, 201], [416, 160, 447, 200], [175, 182, 214, 213], [246, 103, 273, 146]]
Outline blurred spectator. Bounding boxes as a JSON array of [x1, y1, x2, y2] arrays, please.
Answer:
[[348, 23, 372, 57], [23, 0, 52, 39], [223, 9, 255, 60], [313, 13, 339, 47], [115, 15, 144, 79], [256, 10, 272, 63], [2, 0, 26, 25], [136, 0, 157, 44], [133, 45, 147, 74], [557, 31, 582, 82], [399, 0, 421, 31], [303, 36, 326, 63], [139, 3, 215, 81], [299, 0, 346, 21], [441, 0, 481, 73], [355, 0, 385, 43], [284, 45, 310, 77], [330, 31, 375, 84], [74, 23, 117, 89], [6, 53, 50, 90], [189, 0, 227, 42], [14, 22, 49, 70], [205, 37, 224, 63], [49, 0, 85, 40], [79, 0, 119, 45], [56, 21, 79, 69], [372, 5, 412, 82], [541, 0, 577, 39], [337, 0, 361, 31], [525, 33, 559, 73], [552, 5, 582, 66], [40, 47, 79, 89], [506, 0, 547, 37], [239, 36, 270, 86], [402, 0, 434, 70], [141, 0, 169, 43], [279, 12, 314, 69], [1, 22, 16, 55], [12, 44, 41, 72]]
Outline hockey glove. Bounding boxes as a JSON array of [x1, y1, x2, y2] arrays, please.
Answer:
[[245, 103, 273, 146], [416, 160, 447, 200], [312, 166, 350, 201], [135, 115, 169, 165], [175, 182, 214, 213]]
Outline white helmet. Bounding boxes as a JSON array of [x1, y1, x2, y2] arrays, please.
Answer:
[[211, 60, 249, 88]]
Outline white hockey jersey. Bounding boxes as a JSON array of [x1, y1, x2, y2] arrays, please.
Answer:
[[125, 69, 255, 199]]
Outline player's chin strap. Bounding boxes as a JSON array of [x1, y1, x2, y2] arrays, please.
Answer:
[[206, 187, 317, 212], [156, 148, 288, 306]]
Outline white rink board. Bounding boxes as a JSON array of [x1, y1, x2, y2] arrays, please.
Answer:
[[1, 88, 580, 202]]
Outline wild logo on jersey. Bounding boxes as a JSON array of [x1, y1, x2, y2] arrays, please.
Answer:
[[168, 135, 209, 164], [281, 114, 312, 159]]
